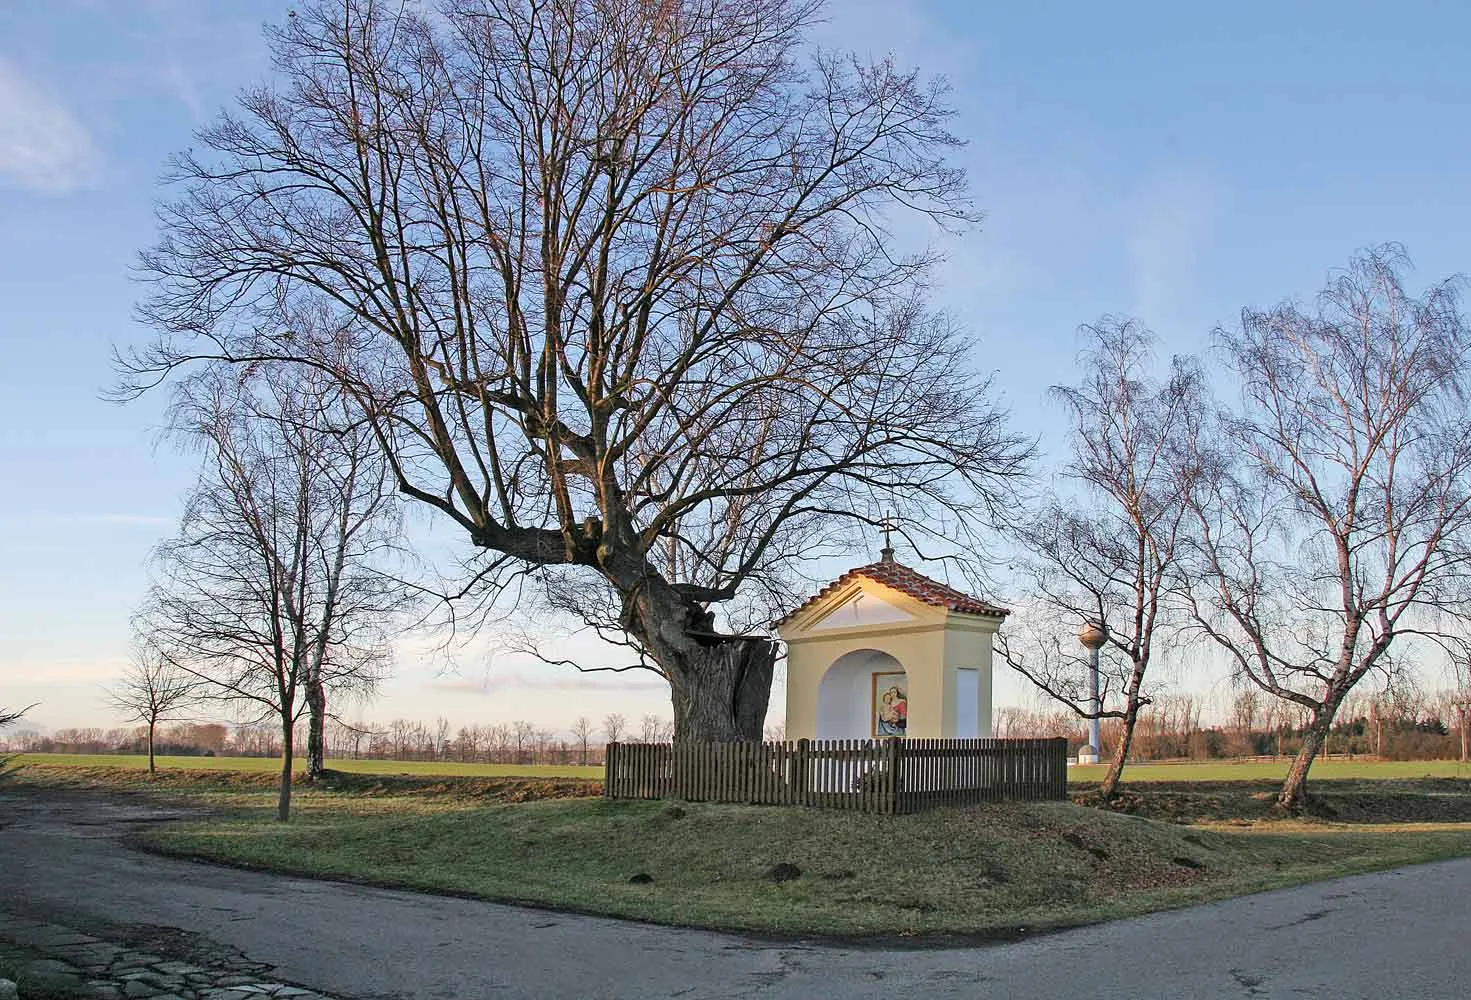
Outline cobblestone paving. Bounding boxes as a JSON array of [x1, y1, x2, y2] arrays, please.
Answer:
[[0, 913, 342, 1000]]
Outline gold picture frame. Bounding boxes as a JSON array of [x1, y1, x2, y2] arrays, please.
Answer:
[[871, 671, 908, 738]]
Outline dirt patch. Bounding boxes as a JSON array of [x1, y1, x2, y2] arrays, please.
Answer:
[[1071, 777, 1471, 825], [11, 764, 601, 804], [312, 770, 600, 801]]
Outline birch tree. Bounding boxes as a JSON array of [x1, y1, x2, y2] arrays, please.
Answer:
[[999, 318, 1204, 800], [1187, 246, 1471, 810]]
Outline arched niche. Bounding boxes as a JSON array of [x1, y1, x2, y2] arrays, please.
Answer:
[[816, 648, 905, 740]]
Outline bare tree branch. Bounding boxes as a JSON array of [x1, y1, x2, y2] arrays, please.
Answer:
[[118, 0, 1030, 741], [107, 646, 201, 774], [1185, 245, 1471, 810], [1000, 317, 1202, 798], [138, 363, 422, 818]]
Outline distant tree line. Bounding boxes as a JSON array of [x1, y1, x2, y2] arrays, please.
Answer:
[[12, 685, 1468, 765], [996, 685, 1469, 764], [5, 713, 677, 767]]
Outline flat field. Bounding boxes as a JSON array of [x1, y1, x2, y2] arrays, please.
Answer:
[[19, 752, 1471, 783], [1068, 758, 1471, 782], [11, 753, 602, 780]]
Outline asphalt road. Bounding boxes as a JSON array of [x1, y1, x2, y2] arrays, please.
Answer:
[[1, 789, 1468, 999]]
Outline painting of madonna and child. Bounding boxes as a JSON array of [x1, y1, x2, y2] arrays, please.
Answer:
[[872, 672, 908, 737]]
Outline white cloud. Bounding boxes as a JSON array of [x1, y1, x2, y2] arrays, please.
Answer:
[[0, 57, 103, 193]]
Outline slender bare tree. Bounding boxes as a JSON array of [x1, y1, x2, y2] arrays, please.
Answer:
[[434, 717, 452, 760], [602, 713, 627, 745], [108, 645, 200, 774], [1228, 687, 1260, 757], [999, 318, 1205, 800], [120, 0, 1030, 741], [570, 716, 594, 765], [139, 366, 417, 820], [1186, 246, 1471, 810], [511, 721, 536, 764]]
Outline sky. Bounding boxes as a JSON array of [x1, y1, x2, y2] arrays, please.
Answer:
[[3, 0, 1471, 737]]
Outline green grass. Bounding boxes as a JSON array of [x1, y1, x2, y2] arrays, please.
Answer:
[[14, 759, 1471, 937], [12, 752, 602, 780], [3, 763, 599, 816], [1069, 758, 1471, 782], [135, 795, 1471, 938]]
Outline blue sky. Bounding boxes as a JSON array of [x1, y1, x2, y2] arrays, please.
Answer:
[[3, 0, 1470, 735]]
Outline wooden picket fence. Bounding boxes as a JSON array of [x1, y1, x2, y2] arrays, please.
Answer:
[[603, 737, 1068, 814]]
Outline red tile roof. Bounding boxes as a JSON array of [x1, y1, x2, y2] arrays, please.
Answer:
[[777, 557, 1010, 626]]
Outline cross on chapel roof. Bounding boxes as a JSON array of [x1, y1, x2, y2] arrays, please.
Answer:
[[776, 557, 1010, 627]]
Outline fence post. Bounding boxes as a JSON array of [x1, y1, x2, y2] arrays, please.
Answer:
[[604, 742, 619, 798], [794, 738, 810, 806], [883, 737, 901, 814]]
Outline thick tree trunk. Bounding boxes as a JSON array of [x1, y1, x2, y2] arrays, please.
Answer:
[[1460, 709, 1469, 763], [147, 720, 157, 775], [667, 639, 777, 742], [277, 719, 294, 822], [614, 557, 777, 742], [1099, 705, 1141, 802], [305, 676, 327, 780]]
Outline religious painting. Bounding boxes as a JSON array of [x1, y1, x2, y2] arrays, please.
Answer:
[[872, 671, 908, 737]]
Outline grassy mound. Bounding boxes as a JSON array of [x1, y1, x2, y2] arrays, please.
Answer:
[[137, 796, 1471, 938], [16, 763, 1471, 937]]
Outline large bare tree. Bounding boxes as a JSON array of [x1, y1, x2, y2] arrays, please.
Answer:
[[108, 645, 201, 774], [120, 0, 1029, 741], [999, 318, 1204, 800], [140, 366, 415, 820], [1186, 246, 1471, 810]]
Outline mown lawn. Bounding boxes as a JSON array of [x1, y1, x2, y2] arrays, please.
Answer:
[[11, 752, 602, 780]]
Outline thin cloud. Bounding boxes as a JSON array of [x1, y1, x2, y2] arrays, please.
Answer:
[[0, 57, 103, 193], [1, 655, 128, 684], [428, 672, 667, 695]]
